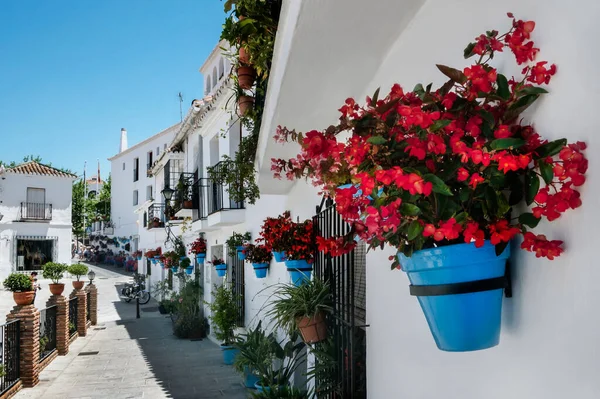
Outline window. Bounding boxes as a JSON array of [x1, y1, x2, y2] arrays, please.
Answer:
[[205, 75, 211, 94], [143, 211, 147, 227], [212, 66, 217, 88], [133, 158, 139, 182], [133, 190, 138, 206], [147, 151, 153, 171], [156, 146, 159, 156], [219, 58, 224, 79], [146, 185, 152, 201], [122, 162, 125, 170], [164, 143, 167, 151]]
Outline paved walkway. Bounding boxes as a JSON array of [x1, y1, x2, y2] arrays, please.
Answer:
[[13, 262, 248, 399]]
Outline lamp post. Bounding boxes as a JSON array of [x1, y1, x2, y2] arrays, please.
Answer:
[[87, 270, 96, 285], [161, 187, 175, 222]]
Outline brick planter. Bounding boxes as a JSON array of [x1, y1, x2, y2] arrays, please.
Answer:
[[6, 305, 40, 388]]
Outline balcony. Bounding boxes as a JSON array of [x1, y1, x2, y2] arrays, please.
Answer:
[[192, 169, 245, 228], [147, 203, 166, 229], [173, 173, 196, 219], [90, 221, 114, 235], [20, 202, 52, 221]]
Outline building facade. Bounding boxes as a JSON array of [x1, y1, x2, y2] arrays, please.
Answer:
[[0, 162, 76, 278]]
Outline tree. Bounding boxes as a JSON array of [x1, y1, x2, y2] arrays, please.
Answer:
[[72, 180, 85, 235]]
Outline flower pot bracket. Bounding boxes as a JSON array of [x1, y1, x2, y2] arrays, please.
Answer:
[[409, 261, 512, 298]]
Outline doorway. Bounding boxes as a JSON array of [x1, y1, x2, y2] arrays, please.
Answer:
[[16, 238, 56, 271]]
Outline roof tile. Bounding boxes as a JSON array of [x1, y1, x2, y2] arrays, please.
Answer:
[[7, 161, 76, 178]]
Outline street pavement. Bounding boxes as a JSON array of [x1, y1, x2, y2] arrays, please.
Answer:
[[11, 262, 248, 399]]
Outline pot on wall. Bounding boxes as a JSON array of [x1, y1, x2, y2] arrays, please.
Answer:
[[215, 264, 227, 277], [237, 66, 256, 89], [398, 241, 510, 352], [236, 246, 246, 260], [195, 253, 206, 264], [152, 220, 160, 228], [185, 266, 194, 275], [49, 283, 65, 296], [252, 263, 269, 279], [296, 312, 327, 343], [183, 200, 193, 209], [239, 46, 250, 65], [237, 95, 254, 116], [284, 259, 312, 286], [13, 291, 34, 306], [272, 251, 286, 262], [72, 281, 85, 290]]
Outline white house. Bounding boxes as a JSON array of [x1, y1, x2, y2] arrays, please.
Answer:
[[0, 162, 76, 278]]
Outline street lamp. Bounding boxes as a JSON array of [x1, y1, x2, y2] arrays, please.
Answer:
[[87, 270, 96, 285], [161, 187, 175, 201]]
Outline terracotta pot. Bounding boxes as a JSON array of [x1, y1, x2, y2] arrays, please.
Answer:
[[153, 221, 160, 227], [296, 312, 328, 343], [13, 291, 35, 306], [72, 281, 85, 290], [239, 46, 250, 65], [49, 283, 65, 296], [183, 200, 193, 209], [237, 66, 256, 89], [238, 96, 254, 116]]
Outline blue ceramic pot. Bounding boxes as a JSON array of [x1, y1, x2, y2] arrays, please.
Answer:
[[285, 259, 312, 286], [195, 253, 206, 264], [244, 367, 260, 388], [215, 264, 227, 277], [398, 241, 510, 352], [171, 266, 178, 273], [272, 251, 286, 262], [221, 345, 239, 365], [254, 382, 270, 393], [185, 265, 194, 275], [152, 256, 160, 264], [136, 256, 142, 260], [252, 263, 269, 279], [237, 246, 246, 260]]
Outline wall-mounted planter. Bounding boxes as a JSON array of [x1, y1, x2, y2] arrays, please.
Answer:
[[215, 264, 227, 277], [171, 266, 178, 273], [297, 312, 327, 343], [185, 266, 194, 275], [237, 66, 256, 89], [195, 253, 206, 264], [152, 256, 160, 264], [221, 344, 239, 365], [136, 256, 142, 260], [398, 241, 510, 352], [272, 251, 286, 262], [237, 95, 254, 116], [237, 246, 246, 260], [285, 259, 312, 286], [252, 263, 269, 279]]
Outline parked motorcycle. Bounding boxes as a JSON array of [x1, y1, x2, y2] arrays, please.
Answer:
[[121, 273, 151, 304]]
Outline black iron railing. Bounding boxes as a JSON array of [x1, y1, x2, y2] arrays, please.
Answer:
[[148, 203, 166, 229], [39, 305, 57, 362], [205, 162, 245, 215], [164, 159, 185, 191], [0, 320, 20, 395], [313, 197, 367, 399], [227, 252, 245, 327], [191, 179, 207, 221], [172, 173, 195, 213], [68, 297, 78, 338], [86, 291, 91, 323], [20, 202, 52, 220]]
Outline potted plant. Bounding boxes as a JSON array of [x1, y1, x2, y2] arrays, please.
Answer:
[[68, 263, 89, 290], [206, 284, 239, 364], [151, 247, 162, 264], [189, 237, 207, 264], [272, 15, 587, 351], [153, 280, 172, 314], [243, 244, 272, 278], [133, 250, 143, 260], [237, 62, 256, 89], [282, 220, 315, 286], [3, 273, 34, 306], [42, 262, 68, 295], [209, 257, 227, 277], [233, 321, 275, 388], [266, 278, 332, 344], [162, 250, 179, 272], [257, 211, 294, 262], [226, 231, 252, 260], [253, 331, 306, 393], [251, 386, 308, 398], [180, 257, 193, 275]]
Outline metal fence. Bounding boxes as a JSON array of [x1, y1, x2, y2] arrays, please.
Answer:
[[313, 197, 367, 399], [68, 297, 78, 338], [38, 305, 57, 362], [227, 252, 245, 327], [86, 291, 91, 323], [20, 202, 52, 220], [0, 320, 20, 395]]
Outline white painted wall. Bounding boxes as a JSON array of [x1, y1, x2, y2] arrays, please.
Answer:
[[0, 172, 74, 278]]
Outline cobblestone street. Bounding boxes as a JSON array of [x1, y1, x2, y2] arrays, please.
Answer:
[[12, 263, 247, 399]]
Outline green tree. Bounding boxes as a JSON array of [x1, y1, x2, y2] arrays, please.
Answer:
[[72, 180, 85, 235]]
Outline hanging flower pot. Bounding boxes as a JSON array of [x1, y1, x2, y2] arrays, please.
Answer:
[[285, 259, 312, 286], [171, 265, 178, 273], [296, 312, 327, 343], [215, 264, 227, 277], [252, 263, 269, 279], [237, 66, 256, 89], [136, 256, 142, 261], [185, 266, 194, 275], [237, 95, 254, 116], [272, 251, 286, 262], [183, 200, 193, 209], [239, 46, 250, 65], [237, 246, 246, 260], [398, 241, 510, 352], [195, 253, 206, 264], [153, 256, 160, 264]]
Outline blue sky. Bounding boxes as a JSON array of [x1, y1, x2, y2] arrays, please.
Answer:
[[0, 0, 225, 177]]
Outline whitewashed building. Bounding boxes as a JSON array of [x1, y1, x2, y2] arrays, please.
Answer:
[[0, 162, 76, 278]]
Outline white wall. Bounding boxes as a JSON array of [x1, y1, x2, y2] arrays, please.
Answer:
[[359, 1, 600, 398]]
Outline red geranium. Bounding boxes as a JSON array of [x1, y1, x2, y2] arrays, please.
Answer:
[[189, 237, 207, 255]]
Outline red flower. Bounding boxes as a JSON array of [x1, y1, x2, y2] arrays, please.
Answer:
[[520, 232, 563, 260], [527, 62, 557, 85], [494, 125, 512, 139], [464, 222, 485, 248], [465, 116, 483, 137], [463, 64, 497, 95], [339, 98, 359, 118], [457, 168, 470, 182], [488, 220, 520, 245], [302, 130, 332, 158], [405, 138, 427, 160], [469, 173, 485, 189]]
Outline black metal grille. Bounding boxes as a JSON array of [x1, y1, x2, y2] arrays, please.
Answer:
[[313, 197, 367, 399], [38, 305, 57, 362], [69, 297, 78, 338], [192, 179, 208, 221], [204, 162, 245, 215], [148, 204, 166, 229], [0, 320, 20, 395], [20, 202, 52, 220], [227, 252, 245, 327], [86, 291, 91, 323], [172, 173, 195, 213]]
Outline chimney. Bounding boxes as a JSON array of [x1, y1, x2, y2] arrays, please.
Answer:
[[119, 128, 128, 153]]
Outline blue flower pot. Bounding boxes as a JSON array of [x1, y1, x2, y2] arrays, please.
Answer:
[[254, 382, 270, 393], [215, 264, 227, 277], [398, 241, 510, 352], [195, 253, 206, 264], [272, 251, 286, 262], [221, 345, 239, 365], [285, 259, 312, 286], [244, 367, 260, 389], [252, 263, 269, 279], [152, 256, 160, 264], [136, 256, 142, 260], [171, 266, 178, 273], [185, 265, 194, 275], [237, 246, 246, 260], [180, 256, 187, 261]]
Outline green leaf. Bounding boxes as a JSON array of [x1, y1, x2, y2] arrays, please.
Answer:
[[535, 138, 567, 158], [406, 220, 424, 240], [413, 83, 425, 95], [479, 109, 495, 126], [429, 119, 451, 132], [371, 87, 381, 105], [496, 74, 510, 100], [400, 203, 421, 216], [525, 170, 540, 205], [519, 212, 541, 228], [538, 159, 554, 184], [423, 174, 453, 196], [463, 42, 476, 59], [367, 136, 387, 145], [490, 138, 526, 150], [511, 94, 540, 110], [454, 211, 467, 224], [436, 64, 467, 84], [519, 87, 548, 96]]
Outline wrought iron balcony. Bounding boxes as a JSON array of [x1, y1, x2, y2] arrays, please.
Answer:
[[147, 203, 166, 229], [20, 202, 52, 221], [171, 172, 195, 214], [192, 175, 244, 223]]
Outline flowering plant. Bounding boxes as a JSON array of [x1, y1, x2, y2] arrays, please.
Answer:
[[256, 211, 294, 252], [144, 249, 156, 258], [209, 257, 226, 266], [284, 220, 315, 261], [272, 14, 587, 265], [133, 250, 143, 258], [225, 232, 252, 257], [162, 251, 179, 266], [243, 244, 273, 264], [189, 237, 207, 255]]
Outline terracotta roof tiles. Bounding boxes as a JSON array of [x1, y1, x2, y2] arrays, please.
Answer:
[[7, 161, 76, 178]]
